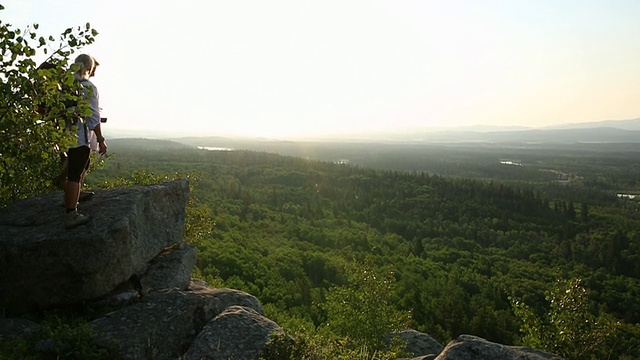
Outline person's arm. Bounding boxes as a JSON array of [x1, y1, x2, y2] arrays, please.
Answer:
[[86, 82, 107, 154], [94, 123, 108, 155]]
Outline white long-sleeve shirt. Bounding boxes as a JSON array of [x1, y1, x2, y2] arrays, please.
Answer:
[[74, 78, 100, 148]]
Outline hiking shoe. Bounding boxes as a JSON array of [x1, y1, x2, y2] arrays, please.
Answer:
[[79, 191, 95, 202], [64, 211, 91, 229]]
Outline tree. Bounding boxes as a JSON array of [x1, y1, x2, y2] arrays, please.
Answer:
[[323, 258, 410, 352], [580, 202, 589, 223], [0, 5, 98, 206], [565, 201, 576, 220], [511, 278, 619, 360]]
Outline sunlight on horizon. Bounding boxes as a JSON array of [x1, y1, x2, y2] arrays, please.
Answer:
[[3, 0, 640, 139]]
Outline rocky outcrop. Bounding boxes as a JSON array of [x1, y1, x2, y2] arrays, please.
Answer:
[[392, 329, 443, 358], [140, 242, 197, 294], [0, 181, 564, 360], [432, 335, 564, 360], [0, 180, 190, 315], [0, 181, 282, 359], [90, 284, 265, 359], [184, 305, 282, 360], [0, 318, 42, 339]]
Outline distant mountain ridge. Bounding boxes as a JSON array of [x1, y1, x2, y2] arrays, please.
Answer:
[[424, 127, 640, 144], [402, 118, 640, 143], [543, 118, 640, 131], [107, 118, 640, 144]]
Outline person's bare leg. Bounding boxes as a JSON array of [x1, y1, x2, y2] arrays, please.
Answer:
[[79, 168, 88, 186], [66, 157, 90, 203], [65, 180, 81, 210], [77, 167, 95, 202]]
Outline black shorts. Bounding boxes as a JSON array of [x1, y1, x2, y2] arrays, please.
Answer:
[[67, 146, 90, 182]]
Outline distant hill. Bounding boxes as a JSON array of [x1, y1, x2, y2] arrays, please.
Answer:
[[108, 138, 193, 151], [449, 125, 533, 132], [545, 118, 640, 131], [170, 128, 640, 146], [418, 127, 640, 144], [399, 118, 640, 144], [108, 118, 640, 145]]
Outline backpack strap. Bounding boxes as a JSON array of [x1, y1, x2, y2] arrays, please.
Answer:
[[83, 122, 89, 145]]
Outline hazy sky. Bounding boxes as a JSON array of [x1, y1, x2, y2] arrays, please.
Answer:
[[4, 1, 640, 138]]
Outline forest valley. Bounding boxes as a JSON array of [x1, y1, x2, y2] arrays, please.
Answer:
[[88, 139, 640, 359]]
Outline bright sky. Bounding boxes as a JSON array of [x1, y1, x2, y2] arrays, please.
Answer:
[[3, 1, 640, 139]]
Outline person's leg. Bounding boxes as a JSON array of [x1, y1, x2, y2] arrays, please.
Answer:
[[61, 171, 94, 202], [64, 181, 81, 210], [65, 151, 83, 210], [64, 146, 91, 228], [79, 152, 90, 182], [78, 154, 94, 201]]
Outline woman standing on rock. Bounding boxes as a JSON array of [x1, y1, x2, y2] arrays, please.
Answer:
[[63, 54, 107, 229]]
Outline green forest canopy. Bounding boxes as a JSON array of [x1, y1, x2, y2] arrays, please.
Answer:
[[87, 141, 640, 359]]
